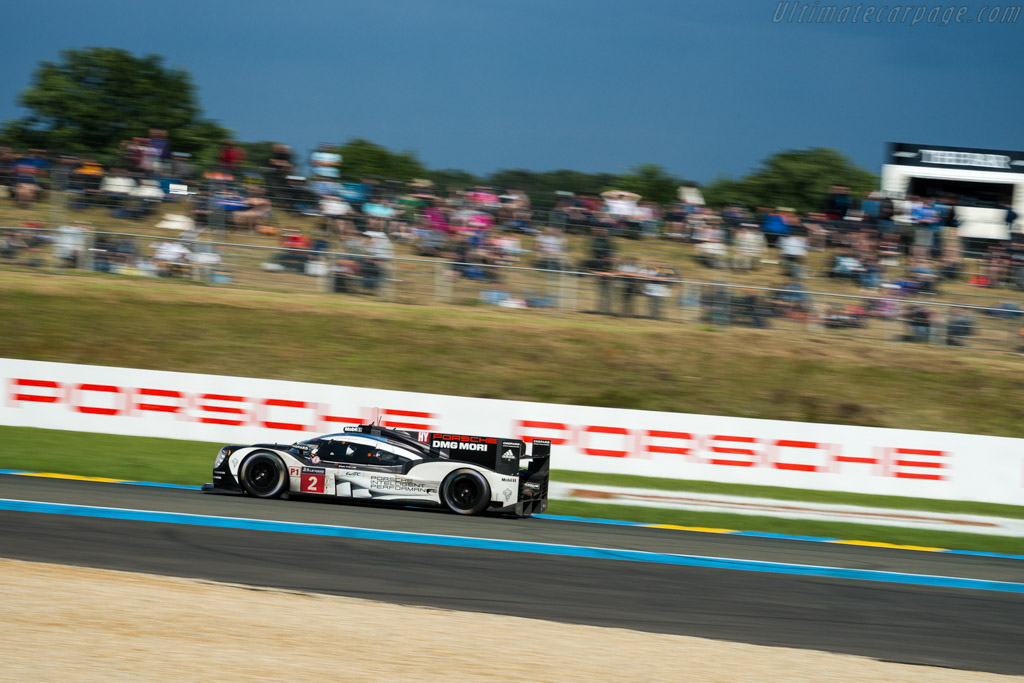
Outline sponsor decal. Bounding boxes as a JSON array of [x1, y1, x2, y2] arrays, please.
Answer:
[[524, 481, 540, 490], [432, 439, 488, 452], [503, 488, 512, 502], [920, 150, 1010, 170], [417, 431, 429, 443], [310, 455, 321, 464], [300, 467, 326, 494], [501, 449, 516, 460], [369, 476, 426, 493]]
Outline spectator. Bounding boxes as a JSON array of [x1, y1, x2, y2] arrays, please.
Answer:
[[946, 308, 974, 346], [100, 169, 137, 213], [774, 278, 810, 317], [232, 187, 273, 232], [761, 207, 789, 248], [152, 239, 192, 277], [824, 185, 852, 220], [911, 199, 939, 258], [0, 147, 15, 197], [802, 212, 830, 250], [641, 262, 675, 320], [662, 199, 689, 241], [778, 229, 808, 276], [68, 158, 105, 209], [54, 221, 89, 268], [218, 140, 246, 173], [272, 230, 313, 273], [908, 258, 939, 294], [732, 223, 766, 270], [0, 229, 29, 260], [170, 152, 195, 182], [321, 194, 353, 235], [902, 305, 932, 343], [534, 226, 568, 270], [310, 144, 341, 179], [694, 220, 727, 269], [131, 179, 166, 218], [148, 129, 171, 174], [826, 249, 865, 281], [13, 149, 49, 205], [618, 257, 644, 316], [585, 225, 616, 272]]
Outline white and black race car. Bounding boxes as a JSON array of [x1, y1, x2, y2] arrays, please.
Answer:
[[201, 424, 550, 516]]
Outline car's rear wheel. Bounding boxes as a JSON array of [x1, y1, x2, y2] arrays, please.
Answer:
[[441, 469, 490, 515], [239, 452, 288, 499]]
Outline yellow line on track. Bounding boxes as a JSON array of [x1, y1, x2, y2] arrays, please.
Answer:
[[644, 524, 737, 534], [12, 472, 127, 484], [829, 540, 948, 552]]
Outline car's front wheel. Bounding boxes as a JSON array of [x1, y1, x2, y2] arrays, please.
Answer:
[[441, 469, 491, 515], [239, 452, 288, 499]]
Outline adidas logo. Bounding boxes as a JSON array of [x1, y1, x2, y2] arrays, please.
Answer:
[[501, 449, 516, 460]]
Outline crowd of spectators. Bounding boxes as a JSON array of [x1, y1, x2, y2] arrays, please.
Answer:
[[3, 140, 1024, 346]]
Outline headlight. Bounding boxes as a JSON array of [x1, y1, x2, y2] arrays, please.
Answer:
[[214, 447, 230, 469]]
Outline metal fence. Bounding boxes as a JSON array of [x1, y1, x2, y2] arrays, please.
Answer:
[[3, 226, 1023, 354]]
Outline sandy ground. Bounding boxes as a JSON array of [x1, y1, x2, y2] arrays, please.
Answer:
[[0, 558, 1016, 683]]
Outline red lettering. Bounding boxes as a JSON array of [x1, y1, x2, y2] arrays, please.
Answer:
[[709, 435, 758, 467], [515, 420, 569, 446], [133, 388, 185, 416], [891, 448, 947, 481], [196, 393, 247, 426], [832, 446, 887, 476], [580, 425, 630, 458], [10, 378, 61, 404], [643, 430, 699, 462], [770, 440, 829, 472], [261, 398, 315, 431], [381, 409, 434, 430], [72, 383, 122, 416]]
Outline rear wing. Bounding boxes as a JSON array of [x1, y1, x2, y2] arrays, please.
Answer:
[[427, 433, 550, 476]]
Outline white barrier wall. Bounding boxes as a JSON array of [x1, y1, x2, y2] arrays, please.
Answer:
[[2, 358, 1022, 505]]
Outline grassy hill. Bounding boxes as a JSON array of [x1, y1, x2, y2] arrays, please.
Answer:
[[2, 270, 1022, 437]]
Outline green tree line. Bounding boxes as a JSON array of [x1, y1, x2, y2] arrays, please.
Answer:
[[1, 47, 878, 210]]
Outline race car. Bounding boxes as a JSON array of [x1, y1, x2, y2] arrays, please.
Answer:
[[201, 423, 550, 516]]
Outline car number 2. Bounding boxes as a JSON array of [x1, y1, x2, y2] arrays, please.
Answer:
[[301, 473, 325, 493]]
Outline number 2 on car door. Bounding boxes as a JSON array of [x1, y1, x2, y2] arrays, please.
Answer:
[[302, 473, 325, 493]]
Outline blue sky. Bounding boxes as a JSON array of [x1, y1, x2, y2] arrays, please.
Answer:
[[1, 0, 1021, 182]]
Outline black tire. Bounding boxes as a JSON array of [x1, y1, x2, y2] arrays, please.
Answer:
[[239, 452, 288, 499], [441, 469, 491, 515]]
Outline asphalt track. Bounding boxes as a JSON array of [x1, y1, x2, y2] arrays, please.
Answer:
[[2, 476, 1023, 675]]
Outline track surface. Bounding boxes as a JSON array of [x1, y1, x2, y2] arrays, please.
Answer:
[[3, 475, 1023, 675]]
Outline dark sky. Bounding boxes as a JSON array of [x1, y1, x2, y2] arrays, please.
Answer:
[[1, 0, 1021, 181]]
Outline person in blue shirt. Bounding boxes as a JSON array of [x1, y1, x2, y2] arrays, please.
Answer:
[[760, 208, 789, 248]]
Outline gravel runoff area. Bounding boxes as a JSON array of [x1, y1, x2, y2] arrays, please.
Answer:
[[0, 559, 1015, 682]]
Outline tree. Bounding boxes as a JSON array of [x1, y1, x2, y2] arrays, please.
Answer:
[[703, 148, 878, 213], [0, 47, 229, 165], [426, 168, 482, 192], [336, 138, 426, 181], [615, 163, 686, 204]]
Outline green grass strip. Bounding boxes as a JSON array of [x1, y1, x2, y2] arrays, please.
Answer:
[[552, 470, 1024, 520]]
